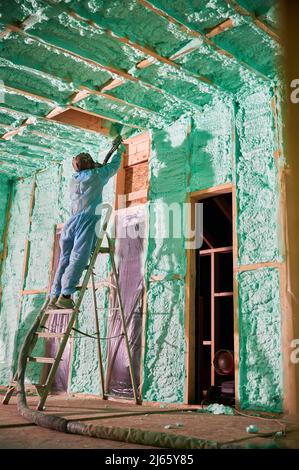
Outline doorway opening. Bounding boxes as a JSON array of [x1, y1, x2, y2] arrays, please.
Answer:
[[195, 191, 235, 405]]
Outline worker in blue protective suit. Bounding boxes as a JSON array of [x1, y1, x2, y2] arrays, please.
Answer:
[[49, 136, 124, 309]]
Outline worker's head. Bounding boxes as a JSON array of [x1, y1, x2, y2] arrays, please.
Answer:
[[72, 152, 95, 172]]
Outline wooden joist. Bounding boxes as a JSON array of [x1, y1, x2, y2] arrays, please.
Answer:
[[206, 18, 234, 38], [137, 0, 270, 82]]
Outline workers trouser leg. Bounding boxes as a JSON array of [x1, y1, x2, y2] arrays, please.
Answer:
[[50, 217, 76, 298], [60, 213, 98, 296], [50, 212, 99, 298]]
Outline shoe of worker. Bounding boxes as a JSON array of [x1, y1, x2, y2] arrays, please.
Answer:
[[48, 296, 58, 309], [55, 295, 75, 310]]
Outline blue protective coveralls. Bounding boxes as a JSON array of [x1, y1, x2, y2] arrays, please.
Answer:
[[51, 150, 121, 297]]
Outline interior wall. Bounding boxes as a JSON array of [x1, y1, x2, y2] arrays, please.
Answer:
[[142, 85, 285, 412], [0, 177, 33, 384], [0, 85, 285, 412], [236, 86, 284, 412]]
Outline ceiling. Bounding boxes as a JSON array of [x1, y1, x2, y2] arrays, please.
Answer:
[[0, 0, 281, 178]]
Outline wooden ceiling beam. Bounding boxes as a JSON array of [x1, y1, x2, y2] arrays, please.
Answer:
[[5, 25, 204, 114], [49, 107, 109, 133], [206, 18, 234, 38], [67, 106, 146, 131], [99, 78, 125, 93], [70, 11, 223, 94], [0, 80, 160, 132], [137, 0, 270, 82]]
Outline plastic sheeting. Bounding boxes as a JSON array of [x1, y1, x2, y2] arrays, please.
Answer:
[[105, 205, 147, 398], [46, 312, 71, 392]]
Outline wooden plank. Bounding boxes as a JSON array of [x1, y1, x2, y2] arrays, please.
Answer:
[[232, 182, 240, 408], [36, 332, 65, 339], [100, 78, 124, 92], [237, 261, 282, 272], [223, 0, 281, 43], [184, 194, 196, 404], [200, 246, 233, 255], [0, 181, 13, 306], [70, 12, 220, 93], [124, 150, 149, 167], [214, 292, 233, 297], [211, 252, 215, 387], [4, 23, 213, 116], [46, 107, 66, 119], [28, 357, 55, 364], [124, 132, 150, 145], [124, 162, 149, 194], [1, 128, 22, 140], [71, 89, 90, 104], [191, 183, 233, 199], [114, 150, 126, 211], [126, 189, 148, 202], [50, 108, 105, 132], [21, 178, 36, 293], [21, 289, 48, 295], [206, 18, 234, 38], [68, 105, 145, 131], [136, 57, 157, 69]]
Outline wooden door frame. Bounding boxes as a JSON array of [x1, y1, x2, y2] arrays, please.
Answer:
[[184, 182, 238, 404]]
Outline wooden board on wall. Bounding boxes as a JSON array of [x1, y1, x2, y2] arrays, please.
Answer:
[[124, 162, 149, 194]]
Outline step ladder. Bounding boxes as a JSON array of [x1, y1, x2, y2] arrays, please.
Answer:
[[2, 214, 140, 410]]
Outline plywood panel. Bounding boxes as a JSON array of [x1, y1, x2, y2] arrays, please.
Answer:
[[124, 161, 148, 194]]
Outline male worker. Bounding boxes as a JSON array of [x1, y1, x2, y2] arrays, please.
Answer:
[[48, 136, 124, 310]]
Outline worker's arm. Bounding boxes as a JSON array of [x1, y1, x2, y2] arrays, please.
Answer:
[[95, 144, 124, 184]]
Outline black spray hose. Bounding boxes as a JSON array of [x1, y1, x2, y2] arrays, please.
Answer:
[[103, 136, 123, 165]]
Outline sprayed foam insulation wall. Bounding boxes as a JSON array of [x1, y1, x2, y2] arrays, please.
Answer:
[[142, 85, 283, 409], [0, 85, 284, 410], [238, 267, 283, 412], [0, 177, 33, 384], [235, 86, 282, 266], [0, 0, 285, 411]]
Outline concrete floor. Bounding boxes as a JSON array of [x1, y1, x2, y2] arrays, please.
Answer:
[[0, 393, 297, 449]]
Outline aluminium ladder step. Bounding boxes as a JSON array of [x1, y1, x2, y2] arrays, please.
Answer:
[[35, 332, 65, 339], [45, 308, 74, 315], [28, 357, 56, 364], [10, 381, 45, 390]]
